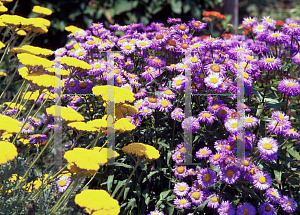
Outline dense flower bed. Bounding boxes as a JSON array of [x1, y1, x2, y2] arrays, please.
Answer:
[[0, 1, 300, 214]]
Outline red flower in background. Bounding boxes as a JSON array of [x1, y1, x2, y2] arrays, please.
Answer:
[[202, 11, 226, 19]]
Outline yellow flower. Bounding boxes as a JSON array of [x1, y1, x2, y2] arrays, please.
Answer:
[[0, 141, 18, 165], [18, 137, 30, 145], [115, 118, 136, 133], [17, 53, 55, 68], [0, 19, 6, 27], [0, 14, 29, 27], [92, 86, 135, 104], [32, 6, 52, 16], [46, 105, 85, 122], [0, 5, 8, 13], [93, 147, 120, 160], [45, 67, 70, 77], [64, 148, 108, 175], [16, 29, 27, 36], [122, 142, 160, 160], [0, 41, 4, 49], [21, 71, 57, 89], [65, 25, 84, 33], [57, 56, 92, 71], [75, 189, 120, 214], [87, 118, 107, 130], [68, 122, 98, 133], [0, 0, 13, 2], [0, 71, 7, 76], [4, 102, 26, 111], [23, 174, 50, 192], [114, 104, 138, 120], [22, 90, 40, 101], [28, 17, 50, 27], [11, 45, 53, 57], [0, 114, 21, 134], [0, 132, 13, 140]]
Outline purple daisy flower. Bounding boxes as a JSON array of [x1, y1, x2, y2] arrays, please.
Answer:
[[265, 187, 282, 204], [76, 79, 93, 94], [174, 197, 191, 209], [65, 78, 78, 93], [209, 153, 225, 167], [214, 139, 229, 152], [257, 137, 279, 161], [28, 116, 41, 126], [172, 151, 185, 164], [181, 116, 200, 133], [161, 89, 176, 100], [197, 168, 217, 188], [54, 47, 67, 57], [167, 17, 182, 24], [197, 111, 216, 125], [196, 147, 212, 159], [236, 202, 256, 215], [148, 210, 164, 215], [224, 118, 238, 134], [140, 106, 153, 117], [266, 31, 290, 45], [172, 74, 186, 90], [174, 182, 190, 197], [217, 200, 235, 215], [28, 134, 47, 146], [173, 165, 188, 179], [279, 195, 297, 213], [120, 42, 136, 55], [252, 171, 272, 190], [188, 190, 206, 206], [242, 16, 258, 28], [261, 16, 277, 29], [278, 78, 300, 97], [204, 73, 223, 89], [171, 108, 185, 121], [291, 52, 300, 64], [267, 120, 291, 136], [188, 19, 207, 32], [134, 99, 144, 110], [5, 109, 18, 115], [282, 21, 300, 36], [258, 202, 277, 215], [244, 115, 258, 128], [220, 164, 240, 185], [158, 98, 173, 113], [283, 127, 300, 139], [187, 168, 196, 176], [134, 88, 147, 99], [271, 110, 289, 122], [259, 57, 281, 71], [56, 175, 71, 193], [21, 122, 34, 134], [175, 142, 191, 155]]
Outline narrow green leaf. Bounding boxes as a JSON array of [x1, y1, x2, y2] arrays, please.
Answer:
[[107, 174, 114, 192]]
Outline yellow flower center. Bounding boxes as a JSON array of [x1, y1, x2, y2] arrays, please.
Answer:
[[265, 18, 272, 23], [231, 123, 238, 128], [247, 19, 253, 23], [263, 143, 272, 150], [78, 51, 84, 56], [210, 78, 218, 83], [278, 114, 284, 120], [212, 104, 219, 110], [191, 192, 200, 200], [236, 48, 245, 52], [259, 176, 266, 184], [176, 154, 182, 160], [182, 34, 188, 39], [178, 186, 185, 192], [164, 90, 173, 95], [170, 64, 176, 68], [287, 201, 292, 206], [191, 57, 198, 63], [271, 192, 277, 196], [246, 56, 254, 60], [125, 45, 131, 50], [179, 147, 187, 154], [289, 129, 296, 133], [289, 23, 297, 28], [69, 82, 76, 87], [257, 26, 263, 30], [94, 64, 101, 69], [200, 150, 207, 155], [24, 124, 29, 130], [176, 80, 183, 86], [213, 154, 221, 161], [202, 113, 211, 118], [116, 78, 122, 84], [245, 118, 253, 123], [211, 64, 220, 72], [140, 41, 147, 46], [161, 100, 169, 108], [155, 59, 162, 63], [136, 102, 142, 108], [241, 159, 249, 166], [265, 58, 274, 63], [285, 82, 294, 87], [244, 72, 249, 79], [144, 109, 149, 113], [34, 134, 42, 139], [220, 109, 227, 114], [234, 63, 239, 69], [179, 200, 186, 205], [87, 41, 95, 45], [129, 39, 135, 43], [226, 169, 234, 178], [177, 166, 185, 174], [243, 209, 249, 215], [211, 197, 218, 203], [272, 33, 279, 37], [58, 179, 66, 187], [203, 174, 211, 182]]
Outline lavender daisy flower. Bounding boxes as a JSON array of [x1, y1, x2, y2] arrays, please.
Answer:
[[261, 16, 277, 29], [265, 187, 282, 204], [54, 47, 67, 57], [120, 42, 136, 55], [134, 88, 147, 99], [266, 31, 290, 45], [257, 137, 279, 161], [173, 165, 188, 179], [21, 123, 34, 134], [253, 171, 272, 190], [219, 164, 240, 185], [171, 108, 185, 121], [236, 202, 256, 215], [258, 202, 277, 215], [144, 96, 159, 109], [65, 78, 78, 93], [196, 147, 212, 159], [172, 74, 186, 90], [244, 115, 258, 128], [161, 89, 176, 100], [173, 197, 191, 209], [283, 127, 300, 139], [167, 17, 182, 24], [271, 110, 289, 122], [172, 151, 185, 164], [278, 78, 300, 97], [207, 194, 219, 209], [188, 190, 206, 206], [197, 168, 217, 188], [5, 109, 18, 115], [291, 52, 300, 64], [28, 116, 41, 126], [187, 168, 196, 176], [158, 98, 173, 113], [140, 106, 153, 117], [259, 57, 281, 71], [282, 21, 300, 36], [224, 118, 238, 134], [188, 19, 207, 32], [182, 116, 200, 133], [134, 99, 144, 110], [28, 134, 47, 146], [253, 23, 267, 34], [209, 153, 225, 167], [217, 200, 235, 215], [56, 175, 71, 193], [47, 124, 60, 131], [197, 111, 216, 125], [267, 119, 291, 136], [148, 210, 164, 215], [242, 16, 258, 28], [174, 182, 190, 197], [175, 142, 191, 155], [76, 79, 93, 94], [204, 73, 223, 89], [214, 139, 229, 152], [279, 195, 297, 213]]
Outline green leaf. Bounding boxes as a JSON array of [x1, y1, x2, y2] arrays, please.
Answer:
[[170, 0, 182, 14], [197, 194, 216, 211], [183, 4, 191, 13], [115, 0, 135, 15], [152, 6, 163, 14], [107, 174, 114, 192], [125, 198, 136, 211], [95, 8, 104, 19], [221, 14, 232, 29], [287, 148, 300, 160], [111, 179, 127, 198], [124, 187, 130, 200], [274, 170, 282, 183]]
